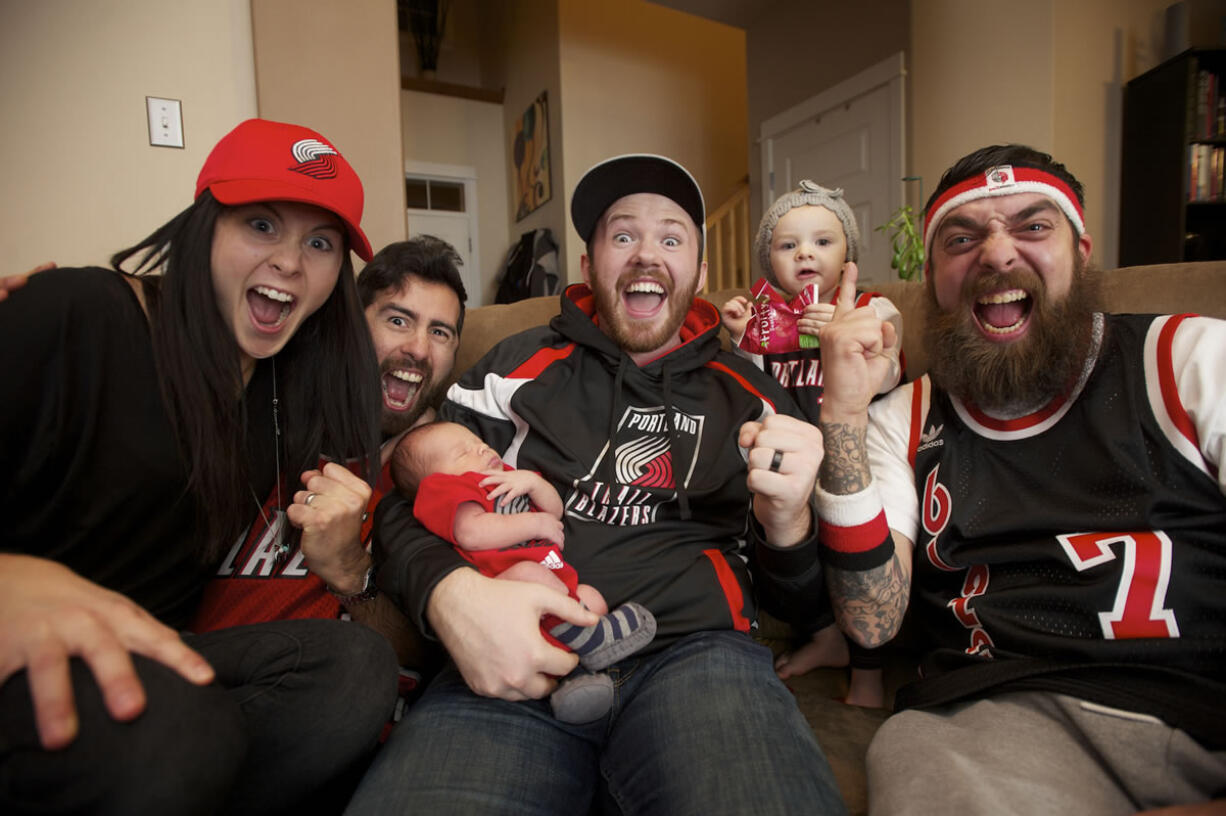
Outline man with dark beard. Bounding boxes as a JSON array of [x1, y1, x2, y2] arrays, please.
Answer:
[[359, 236, 467, 439], [190, 236, 465, 675], [348, 154, 847, 815], [921, 248, 1098, 416], [817, 144, 1226, 814]]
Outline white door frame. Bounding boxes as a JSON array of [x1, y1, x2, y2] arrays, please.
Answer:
[[404, 159, 481, 303], [759, 52, 906, 213]]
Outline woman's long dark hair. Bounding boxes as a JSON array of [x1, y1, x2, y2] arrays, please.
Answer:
[[111, 191, 381, 562]]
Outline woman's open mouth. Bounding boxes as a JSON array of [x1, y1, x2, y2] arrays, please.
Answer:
[[247, 285, 295, 332]]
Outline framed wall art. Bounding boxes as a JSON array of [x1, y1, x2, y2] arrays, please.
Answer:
[[513, 91, 552, 220]]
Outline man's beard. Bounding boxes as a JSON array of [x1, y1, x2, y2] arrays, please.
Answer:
[[379, 357, 442, 438], [589, 270, 699, 355], [923, 258, 1101, 413]]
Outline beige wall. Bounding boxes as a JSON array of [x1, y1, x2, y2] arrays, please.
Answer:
[[1052, 0, 1177, 269], [910, 0, 1172, 270], [396, 0, 511, 304], [500, 0, 566, 276], [398, 0, 748, 288], [557, 0, 747, 281], [3, 1, 1182, 285], [251, 0, 405, 264], [400, 89, 511, 304], [746, 0, 911, 230], [910, 1, 1055, 213], [1, 0, 257, 274], [400, 0, 748, 289]]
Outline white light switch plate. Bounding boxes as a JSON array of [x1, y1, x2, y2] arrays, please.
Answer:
[[146, 97, 183, 148]]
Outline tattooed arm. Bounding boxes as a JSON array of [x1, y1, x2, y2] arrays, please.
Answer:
[[827, 553, 911, 648], [815, 265, 911, 647], [819, 421, 913, 647]]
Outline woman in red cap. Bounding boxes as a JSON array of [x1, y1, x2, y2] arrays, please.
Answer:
[[0, 119, 395, 815]]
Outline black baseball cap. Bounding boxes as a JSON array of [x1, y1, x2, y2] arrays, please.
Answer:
[[570, 154, 706, 242]]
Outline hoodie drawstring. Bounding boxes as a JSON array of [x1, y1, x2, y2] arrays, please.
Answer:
[[661, 359, 691, 520], [605, 357, 626, 485]]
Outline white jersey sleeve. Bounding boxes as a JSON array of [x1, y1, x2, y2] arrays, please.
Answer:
[[1154, 315, 1226, 495], [867, 377, 923, 545]]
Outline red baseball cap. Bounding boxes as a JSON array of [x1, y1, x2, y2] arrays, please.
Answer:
[[195, 118, 374, 261]]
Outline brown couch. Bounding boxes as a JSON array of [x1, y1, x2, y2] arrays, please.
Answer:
[[448, 262, 1226, 815]]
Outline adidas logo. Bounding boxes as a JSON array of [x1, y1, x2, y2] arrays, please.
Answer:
[[541, 550, 565, 570], [917, 423, 944, 452]]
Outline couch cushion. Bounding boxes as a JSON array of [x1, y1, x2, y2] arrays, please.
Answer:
[[449, 296, 561, 387], [454, 262, 1225, 392]]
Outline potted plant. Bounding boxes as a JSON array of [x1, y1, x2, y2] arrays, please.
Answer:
[[875, 176, 924, 281]]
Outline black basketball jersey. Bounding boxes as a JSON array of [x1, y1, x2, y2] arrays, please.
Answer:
[[882, 313, 1226, 747]]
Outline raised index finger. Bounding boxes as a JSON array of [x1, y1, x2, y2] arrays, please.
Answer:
[[833, 261, 860, 318]]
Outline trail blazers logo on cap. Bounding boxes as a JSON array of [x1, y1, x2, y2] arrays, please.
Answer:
[[289, 138, 340, 180], [984, 165, 1015, 190]]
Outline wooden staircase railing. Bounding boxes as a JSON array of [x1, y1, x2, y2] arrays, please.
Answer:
[[703, 178, 752, 293]]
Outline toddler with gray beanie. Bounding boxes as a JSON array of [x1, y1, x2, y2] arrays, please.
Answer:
[[721, 179, 903, 417], [721, 180, 904, 708]]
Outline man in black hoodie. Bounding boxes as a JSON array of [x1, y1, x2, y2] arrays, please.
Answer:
[[351, 155, 847, 815]]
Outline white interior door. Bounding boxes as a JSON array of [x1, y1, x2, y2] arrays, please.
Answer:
[[406, 210, 479, 306], [404, 161, 483, 307], [761, 53, 906, 288]]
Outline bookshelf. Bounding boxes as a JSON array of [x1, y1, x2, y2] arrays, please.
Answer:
[[1119, 49, 1226, 266]]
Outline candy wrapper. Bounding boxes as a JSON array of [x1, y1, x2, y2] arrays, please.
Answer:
[[737, 278, 821, 354]]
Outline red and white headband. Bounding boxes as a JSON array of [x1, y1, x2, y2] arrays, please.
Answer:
[[923, 164, 1085, 252]]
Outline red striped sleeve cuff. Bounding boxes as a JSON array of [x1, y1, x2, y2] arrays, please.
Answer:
[[816, 485, 894, 571]]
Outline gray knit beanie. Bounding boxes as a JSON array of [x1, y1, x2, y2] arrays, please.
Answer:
[[754, 180, 859, 285]]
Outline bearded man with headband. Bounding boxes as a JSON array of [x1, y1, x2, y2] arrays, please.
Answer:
[[816, 144, 1226, 814]]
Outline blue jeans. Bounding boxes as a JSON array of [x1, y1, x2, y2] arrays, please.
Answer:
[[346, 629, 847, 815]]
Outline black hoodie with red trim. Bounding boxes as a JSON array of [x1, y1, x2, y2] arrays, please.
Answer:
[[375, 284, 824, 652]]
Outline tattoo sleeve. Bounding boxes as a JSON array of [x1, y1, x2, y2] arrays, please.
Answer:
[[819, 420, 911, 645], [820, 421, 872, 495], [827, 554, 910, 647]]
